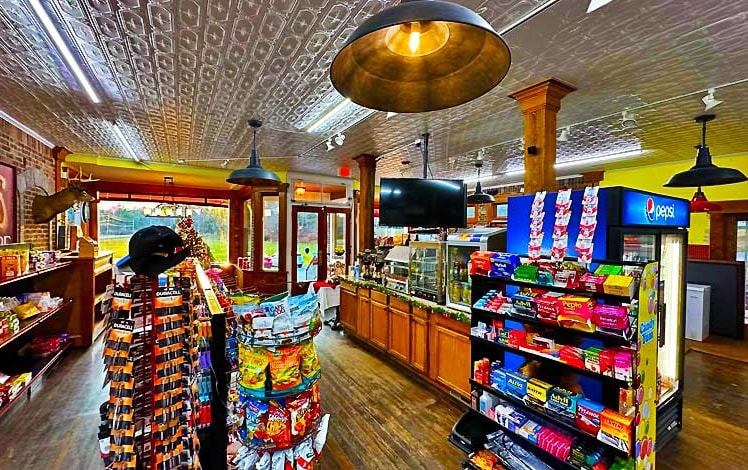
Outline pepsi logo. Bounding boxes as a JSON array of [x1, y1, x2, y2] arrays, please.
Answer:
[[645, 198, 655, 222], [645, 197, 676, 223]]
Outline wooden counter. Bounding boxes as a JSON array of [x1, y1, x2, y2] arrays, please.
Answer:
[[340, 279, 471, 399]]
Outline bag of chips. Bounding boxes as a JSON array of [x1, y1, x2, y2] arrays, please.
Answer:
[[299, 340, 320, 382], [245, 396, 269, 444], [239, 345, 269, 392], [294, 438, 316, 470], [287, 392, 312, 438], [268, 345, 302, 392], [264, 401, 291, 449], [313, 414, 330, 455]]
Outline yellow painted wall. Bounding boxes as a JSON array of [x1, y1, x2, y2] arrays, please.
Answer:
[[601, 154, 748, 244]]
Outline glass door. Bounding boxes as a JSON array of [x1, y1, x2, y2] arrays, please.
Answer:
[[622, 233, 657, 262], [737, 220, 748, 325], [658, 233, 686, 405], [446, 243, 478, 311], [292, 206, 351, 294]]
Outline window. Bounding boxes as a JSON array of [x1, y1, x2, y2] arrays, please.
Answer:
[[262, 195, 279, 271], [98, 201, 229, 262]]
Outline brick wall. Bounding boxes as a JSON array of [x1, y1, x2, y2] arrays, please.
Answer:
[[0, 117, 56, 249]]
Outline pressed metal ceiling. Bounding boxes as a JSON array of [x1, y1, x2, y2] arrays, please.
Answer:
[[0, 0, 747, 185]]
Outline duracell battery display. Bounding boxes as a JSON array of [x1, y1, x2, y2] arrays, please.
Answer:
[[99, 269, 207, 470]]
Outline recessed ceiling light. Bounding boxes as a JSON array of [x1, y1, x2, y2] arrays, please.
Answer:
[[587, 0, 614, 13], [702, 88, 723, 111], [29, 0, 100, 104], [306, 98, 351, 133]]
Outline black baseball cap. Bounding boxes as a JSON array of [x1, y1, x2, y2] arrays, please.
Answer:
[[116, 226, 188, 276]]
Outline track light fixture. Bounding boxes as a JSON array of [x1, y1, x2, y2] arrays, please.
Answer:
[[326, 139, 335, 151], [702, 88, 723, 111], [220, 159, 229, 168], [334, 132, 346, 146], [558, 127, 570, 142], [620, 110, 638, 129]]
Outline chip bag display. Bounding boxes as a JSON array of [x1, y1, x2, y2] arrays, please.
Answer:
[[239, 344, 269, 392], [268, 345, 302, 392], [299, 340, 320, 382]]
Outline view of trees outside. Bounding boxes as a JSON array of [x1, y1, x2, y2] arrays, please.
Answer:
[[262, 196, 279, 271], [98, 201, 229, 262]]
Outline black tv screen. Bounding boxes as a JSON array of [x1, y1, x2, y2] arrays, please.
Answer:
[[379, 178, 467, 228]]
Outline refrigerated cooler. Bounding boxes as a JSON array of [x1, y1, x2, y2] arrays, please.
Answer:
[[408, 241, 446, 303], [507, 186, 689, 447], [445, 228, 506, 312]]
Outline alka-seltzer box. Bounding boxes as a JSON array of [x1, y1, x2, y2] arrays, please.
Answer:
[[545, 387, 582, 423], [505, 370, 529, 400], [598, 409, 633, 454], [525, 378, 553, 408], [576, 398, 606, 435]]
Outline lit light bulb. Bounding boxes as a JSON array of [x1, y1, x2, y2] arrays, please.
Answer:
[[408, 22, 421, 53]]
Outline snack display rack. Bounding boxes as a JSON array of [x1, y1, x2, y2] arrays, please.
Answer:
[[99, 260, 217, 470], [452, 252, 660, 470], [225, 289, 330, 470]]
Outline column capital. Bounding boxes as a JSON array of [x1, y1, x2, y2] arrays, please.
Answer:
[[508, 78, 576, 113], [353, 153, 377, 169]]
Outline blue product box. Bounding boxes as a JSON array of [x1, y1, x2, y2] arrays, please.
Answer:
[[491, 368, 507, 393], [490, 252, 520, 279], [505, 371, 528, 400]]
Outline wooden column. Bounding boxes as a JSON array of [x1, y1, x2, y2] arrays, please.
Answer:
[[508, 78, 576, 193], [228, 194, 246, 263], [354, 154, 376, 252]]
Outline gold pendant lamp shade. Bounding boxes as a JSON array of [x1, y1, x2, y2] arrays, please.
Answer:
[[330, 0, 511, 113]]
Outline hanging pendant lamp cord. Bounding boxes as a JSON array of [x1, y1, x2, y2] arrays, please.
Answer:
[[702, 119, 707, 148]]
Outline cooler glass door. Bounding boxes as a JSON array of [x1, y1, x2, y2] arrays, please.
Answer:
[[622, 233, 657, 262], [658, 233, 685, 405], [447, 244, 477, 310]]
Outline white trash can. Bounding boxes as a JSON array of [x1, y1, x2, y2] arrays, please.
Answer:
[[686, 284, 711, 341]]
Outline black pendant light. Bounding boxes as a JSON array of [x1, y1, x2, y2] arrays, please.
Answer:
[[330, 0, 511, 113], [226, 119, 282, 187], [467, 160, 494, 204], [664, 114, 747, 187]]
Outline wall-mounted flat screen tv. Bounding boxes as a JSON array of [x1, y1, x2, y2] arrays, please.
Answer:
[[378, 178, 467, 228]]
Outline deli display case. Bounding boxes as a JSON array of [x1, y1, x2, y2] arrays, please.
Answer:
[[408, 241, 446, 303], [445, 228, 506, 311], [383, 246, 409, 294]]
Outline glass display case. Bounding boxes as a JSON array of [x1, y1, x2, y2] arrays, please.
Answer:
[[408, 241, 446, 304], [383, 246, 409, 294], [446, 228, 506, 312]]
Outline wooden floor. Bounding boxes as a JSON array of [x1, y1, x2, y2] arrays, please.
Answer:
[[1, 330, 747, 469]]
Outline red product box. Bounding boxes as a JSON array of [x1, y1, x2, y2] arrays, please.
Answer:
[[470, 251, 495, 277], [580, 273, 607, 294], [599, 349, 616, 377], [536, 292, 564, 323], [507, 330, 527, 348], [559, 345, 585, 369]]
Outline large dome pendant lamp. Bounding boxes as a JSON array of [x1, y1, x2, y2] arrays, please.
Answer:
[[690, 186, 722, 213], [226, 119, 282, 187], [329, 0, 511, 113], [664, 114, 747, 187]]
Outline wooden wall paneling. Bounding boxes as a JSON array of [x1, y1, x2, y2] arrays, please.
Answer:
[[340, 286, 357, 331], [369, 298, 389, 350], [387, 300, 410, 363], [356, 289, 371, 339], [229, 195, 245, 263], [428, 313, 471, 398]]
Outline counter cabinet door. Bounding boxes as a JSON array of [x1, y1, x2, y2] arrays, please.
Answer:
[[410, 308, 429, 374], [370, 300, 389, 350], [339, 287, 357, 331], [388, 305, 411, 363], [356, 296, 371, 339], [429, 315, 470, 398]]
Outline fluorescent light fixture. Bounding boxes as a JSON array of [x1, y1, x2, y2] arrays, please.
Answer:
[[111, 122, 140, 162], [306, 98, 351, 133], [0, 110, 54, 148], [501, 149, 647, 177], [587, 0, 613, 14], [29, 0, 100, 104]]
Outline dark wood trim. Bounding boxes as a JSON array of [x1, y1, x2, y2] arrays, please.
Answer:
[[354, 154, 376, 252]]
